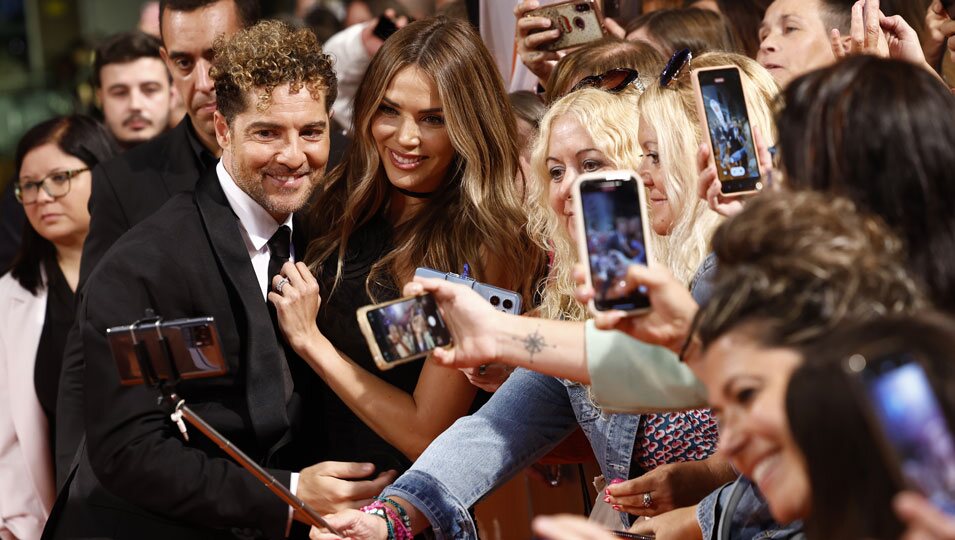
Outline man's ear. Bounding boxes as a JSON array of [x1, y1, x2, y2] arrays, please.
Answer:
[[213, 110, 231, 150]]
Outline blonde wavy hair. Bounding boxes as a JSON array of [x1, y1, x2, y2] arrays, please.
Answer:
[[529, 88, 646, 321], [305, 17, 547, 303], [638, 51, 778, 285]]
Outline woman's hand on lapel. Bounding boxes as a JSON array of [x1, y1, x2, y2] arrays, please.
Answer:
[[270, 261, 326, 353]]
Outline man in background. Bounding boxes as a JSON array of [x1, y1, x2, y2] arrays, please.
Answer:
[[92, 30, 173, 148]]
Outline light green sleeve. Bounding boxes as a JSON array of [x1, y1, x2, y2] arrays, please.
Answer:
[[585, 320, 708, 413]]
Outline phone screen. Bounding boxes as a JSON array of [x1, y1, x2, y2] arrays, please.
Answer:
[[697, 68, 762, 195], [862, 354, 955, 515], [579, 177, 651, 312], [365, 294, 451, 365]]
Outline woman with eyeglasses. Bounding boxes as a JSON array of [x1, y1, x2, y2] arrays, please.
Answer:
[[0, 115, 116, 539]]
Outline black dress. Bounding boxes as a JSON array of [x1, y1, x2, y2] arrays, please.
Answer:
[[314, 215, 425, 475], [34, 263, 75, 458]]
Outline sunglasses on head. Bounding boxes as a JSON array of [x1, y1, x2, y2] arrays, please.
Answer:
[[571, 68, 647, 94], [660, 48, 693, 88]]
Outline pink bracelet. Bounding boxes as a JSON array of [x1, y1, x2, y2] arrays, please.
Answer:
[[360, 501, 412, 540]]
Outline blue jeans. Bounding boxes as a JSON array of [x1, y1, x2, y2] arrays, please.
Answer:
[[381, 368, 717, 537], [381, 368, 578, 538]]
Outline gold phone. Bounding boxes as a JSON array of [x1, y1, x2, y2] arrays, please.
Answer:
[[357, 293, 452, 371], [526, 0, 606, 52], [692, 65, 764, 197]]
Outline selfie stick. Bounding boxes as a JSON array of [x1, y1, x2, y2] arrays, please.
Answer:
[[127, 314, 343, 536]]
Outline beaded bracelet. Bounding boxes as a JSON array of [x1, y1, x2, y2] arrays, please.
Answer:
[[360, 503, 395, 540], [376, 496, 411, 531], [361, 500, 413, 540]]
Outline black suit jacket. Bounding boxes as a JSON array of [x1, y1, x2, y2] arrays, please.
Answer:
[[51, 169, 314, 539], [55, 118, 210, 483]]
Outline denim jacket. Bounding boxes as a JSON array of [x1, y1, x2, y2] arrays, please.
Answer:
[[697, 477, 804, 540]]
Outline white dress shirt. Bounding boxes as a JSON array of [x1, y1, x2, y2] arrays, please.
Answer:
[[215, 161, 299, 534], [216, 161, 295, 299]]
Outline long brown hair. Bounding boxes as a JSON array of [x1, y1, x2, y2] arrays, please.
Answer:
[[305, 16, 547, 303]]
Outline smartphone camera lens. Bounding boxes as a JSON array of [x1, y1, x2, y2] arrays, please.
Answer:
[[490, 295, 501, 306], [575, 3, 591, 11], [573, 16, 586, 29], [503, 299, 514, 310]]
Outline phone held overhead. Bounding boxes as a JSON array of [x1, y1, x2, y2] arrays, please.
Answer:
[[527, 0, 607, 52]]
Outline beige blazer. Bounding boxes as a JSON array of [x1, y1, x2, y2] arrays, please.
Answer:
[[0, 271, 55, 536]]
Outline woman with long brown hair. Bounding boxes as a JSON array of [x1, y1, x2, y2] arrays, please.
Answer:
[[272, 16, 547, 474]]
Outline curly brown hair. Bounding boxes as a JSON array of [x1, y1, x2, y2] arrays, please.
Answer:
[[692, 190, 923, 351], [210, 19, 337, 124]]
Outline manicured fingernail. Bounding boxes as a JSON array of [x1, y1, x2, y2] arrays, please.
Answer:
[[612, 505, 622, 511], [603, 496, 611, 503], [605, 488, 612, 496], [609, 478, 624, 485]]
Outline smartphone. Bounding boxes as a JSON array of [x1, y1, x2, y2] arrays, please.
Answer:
[[572, 170, 653, 314], [414, 267, 523, 315], [106, 317, 228, 386], [357, 294, 452, 371], [847, 352, 955, 515], [692, 65, 763, 197], [612, 532, 654, 540], [372, 14, 399, 41], [526, 0, 606, 52]]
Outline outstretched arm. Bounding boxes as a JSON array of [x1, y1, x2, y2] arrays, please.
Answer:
[[271, 263, 476, 460]]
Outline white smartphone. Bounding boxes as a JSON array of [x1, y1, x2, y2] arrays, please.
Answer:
[[572, 170, 653, 314]]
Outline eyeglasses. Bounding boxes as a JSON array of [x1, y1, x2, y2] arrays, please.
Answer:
[[571, 68, 647, 94], [15, 168, 88, 205], [660, 48, 693, 88]]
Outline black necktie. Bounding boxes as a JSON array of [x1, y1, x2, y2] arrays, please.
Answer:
[[266, 225, 291, 295]]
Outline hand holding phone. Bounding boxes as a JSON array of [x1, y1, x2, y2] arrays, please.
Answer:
[[357, 293, 452, 370], [525, 0, 606, 52], [573, 170, 653, 314], [847, 352, 955, 515], [693, 65, 764, 197]]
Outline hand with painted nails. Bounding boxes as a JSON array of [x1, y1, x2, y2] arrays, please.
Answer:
[[604, 457, 735, 517]]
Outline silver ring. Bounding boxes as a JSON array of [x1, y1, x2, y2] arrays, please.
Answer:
[[643, 492, 652, 508], [275, 277, 290, 293]]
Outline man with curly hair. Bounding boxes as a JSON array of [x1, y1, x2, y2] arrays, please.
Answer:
[[48, 20, 391, 540]]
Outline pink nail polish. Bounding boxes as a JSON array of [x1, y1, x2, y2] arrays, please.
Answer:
[[612, 505, 622, 511], [609, 478, 624, 485], [603, 496, 611, 503]]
